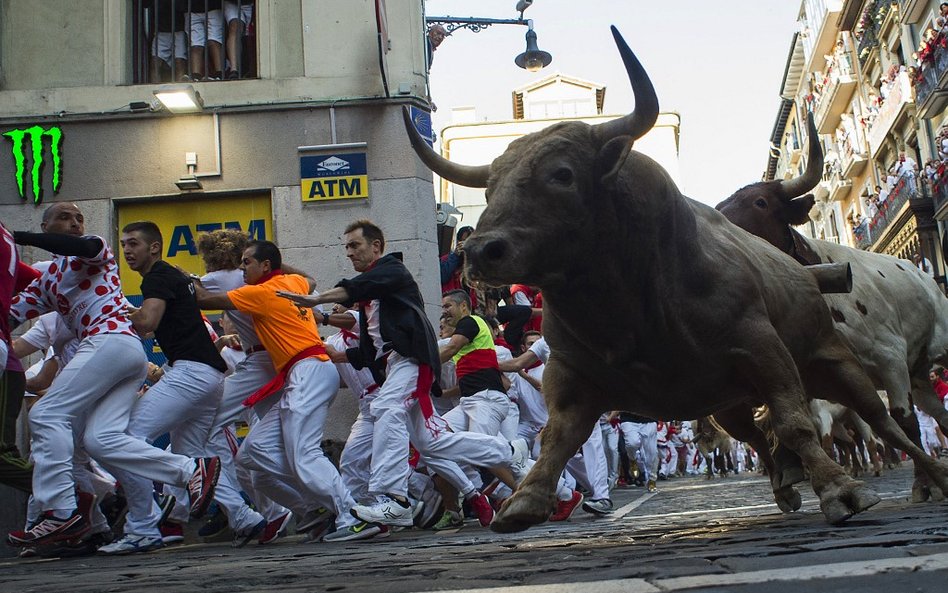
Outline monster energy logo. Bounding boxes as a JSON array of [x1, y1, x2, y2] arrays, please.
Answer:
[[3, 125, 63, 204]]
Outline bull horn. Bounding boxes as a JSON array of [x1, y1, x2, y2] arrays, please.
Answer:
[[401, 107, 491, 188], [779, 116, 822, 199], [593, 26, 659, 144]]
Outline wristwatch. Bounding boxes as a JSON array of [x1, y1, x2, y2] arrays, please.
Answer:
[[321, 311, 330, 326]]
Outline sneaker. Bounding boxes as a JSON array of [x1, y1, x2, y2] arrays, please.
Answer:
[[296, 507, 332, 533], [415, 492, 443, 529], [509, 438, 530, 483], [351, 495, 413, 527], [155, 493, 176, 526], [646, 479, 657, 493], [37, 531, 114, 559], [8, 510, 89, 546], [582, 498, 613, 515], [322, 521, 383, 542], [258, 513, 292, 545], [159, 522, 185, 544], [187, 457, 221, 519], [99, 488, 128, 531], [18, 547, 37, 558], [225, 69, 240, 80], [97, 534, 164, 555], [549, 491, 583, 522], [469, 493, 494, 527], [197, 510, 228, 538], [432, 510, 464, 531], [232, 518, 266, 548]]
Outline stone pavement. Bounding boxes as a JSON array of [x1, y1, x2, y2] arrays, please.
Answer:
[[2, 463, 947, 593]]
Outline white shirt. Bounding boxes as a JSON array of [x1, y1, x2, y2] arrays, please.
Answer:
[[515, 364, 547, 425], [20, 311, 79, 365], [201, 269, 262, 350], [529, 336, 550, 364]]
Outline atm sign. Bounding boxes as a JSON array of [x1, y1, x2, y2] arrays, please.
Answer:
[[300, 152, 368, 201]]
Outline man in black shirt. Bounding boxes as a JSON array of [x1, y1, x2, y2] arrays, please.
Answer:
[[98, 221, 234, 555]]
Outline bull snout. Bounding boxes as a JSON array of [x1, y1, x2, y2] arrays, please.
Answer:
[[463, 235, 511, 276]]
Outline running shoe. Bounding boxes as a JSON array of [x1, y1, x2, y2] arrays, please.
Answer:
[[296, 507, 332, 533], [8, 510, 89, 546], [432, 510, 464, 531], [98, 534, 164, 555], [549, 490, 583, 522], [258, 513, 292, 545], [469, 493, 494, 527], [582, 498, 613, 515], [351, 495, 413, 527], [322, 521, 384, 542], [232, 518, 266, 548], [159, 521, 185, 544], [187, 457, 221, 519]]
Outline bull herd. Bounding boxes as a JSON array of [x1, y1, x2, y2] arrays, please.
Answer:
[[403, 27, 948, 533]]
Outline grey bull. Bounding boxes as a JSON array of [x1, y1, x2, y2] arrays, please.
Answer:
[[402, 27, 948, 531], [717, 120, 948, 502]]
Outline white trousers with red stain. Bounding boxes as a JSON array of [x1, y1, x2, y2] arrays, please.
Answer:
[[238, 358, 358, 528], [30, 334, 196, 514], [619, 421, 658, 482], [110, 359, 224, 538], [368, 353, 511, 498], [658, 444, 678, 477], [564, 425, 610, 500], [600, 420, 620, 487]]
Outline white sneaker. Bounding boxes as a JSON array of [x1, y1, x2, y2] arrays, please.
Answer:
[[581, 498, 613, 515], [97, 534, 164, 555], [509, 438, 530, 483], [350, 495, 413, 527]]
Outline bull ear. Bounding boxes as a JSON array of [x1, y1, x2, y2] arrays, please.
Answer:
[[786, 194, 815, 225], [596, 136, 633, 186]]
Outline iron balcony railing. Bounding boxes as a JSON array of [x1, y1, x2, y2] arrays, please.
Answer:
[[131, 0, 256, 84], [855, 172, 918, 250], [915, 40, 948, 107]]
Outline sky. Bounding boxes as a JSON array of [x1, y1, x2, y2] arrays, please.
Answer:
[[426, 1, 802, 206]]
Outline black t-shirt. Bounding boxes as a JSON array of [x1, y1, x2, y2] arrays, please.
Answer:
[[142, 260, 226, 372], [453, 316, 505, 397]]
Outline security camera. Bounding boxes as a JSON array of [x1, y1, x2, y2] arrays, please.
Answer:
[[516, 0, 533, 13]]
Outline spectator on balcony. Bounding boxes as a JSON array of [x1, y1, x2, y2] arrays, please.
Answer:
[[223, 1, 254, 80], [914, 253, 936, 278], [876, 183, 890, 210], [185, 0, 225, 81], [938, 3, 948, 32], [866, 196, 879, 219], [427, 24, 447, 69], [150, 0, 188, 83], [895, 152, 918, 178]]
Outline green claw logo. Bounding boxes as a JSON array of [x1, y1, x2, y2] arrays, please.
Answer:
[[3, 125, 63, 204]]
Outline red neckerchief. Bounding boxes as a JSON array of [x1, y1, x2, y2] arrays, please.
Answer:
[[251, 269, 284, 286], [243, 344, 328, 407], [340, 328, 359, 345]]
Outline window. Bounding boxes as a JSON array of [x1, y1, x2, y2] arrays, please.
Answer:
[[132, 1, 257, 84]]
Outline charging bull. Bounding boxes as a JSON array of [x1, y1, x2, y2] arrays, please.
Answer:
[[402, 27, 948, 531], [717, 122, 948, 502]]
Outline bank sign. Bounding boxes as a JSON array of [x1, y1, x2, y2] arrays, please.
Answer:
[[3, 125, 63, 204], [299, 144, 368, 202]]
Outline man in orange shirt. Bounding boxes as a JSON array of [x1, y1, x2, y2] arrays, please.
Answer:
[[193, 240, 378, 541]]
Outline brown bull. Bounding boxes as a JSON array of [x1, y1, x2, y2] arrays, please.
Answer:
[[716, 120, 948, 502], [403, 27, 948, 531]]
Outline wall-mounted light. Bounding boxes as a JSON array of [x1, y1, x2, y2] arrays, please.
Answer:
[[153, 84, 204, 114]]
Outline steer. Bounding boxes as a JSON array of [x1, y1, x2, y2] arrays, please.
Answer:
[[402, 27, 948, 531], [717, 121, 948, 502]]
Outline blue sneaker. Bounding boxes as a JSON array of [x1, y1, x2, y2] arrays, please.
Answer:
[[97, 534, 164, 555]]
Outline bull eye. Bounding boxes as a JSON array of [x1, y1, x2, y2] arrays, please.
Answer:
[[754, 198, 768, 209], [551, 167, 574, 185]]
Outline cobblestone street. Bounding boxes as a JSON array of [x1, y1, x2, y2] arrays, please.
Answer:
[[2, 463, 947, 593]]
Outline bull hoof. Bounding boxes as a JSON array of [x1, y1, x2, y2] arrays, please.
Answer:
[[774, 485, 802, 513], [490, 489, 554, 534], [780, 466, 806, 489], [912, 481, 931, 503], [819, 481, 880, 525]]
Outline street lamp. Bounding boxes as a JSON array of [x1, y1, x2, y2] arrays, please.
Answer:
[[425, 15, 553, 72]]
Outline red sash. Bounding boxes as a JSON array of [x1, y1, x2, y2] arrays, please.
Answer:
[[243, 344, 328, 407]]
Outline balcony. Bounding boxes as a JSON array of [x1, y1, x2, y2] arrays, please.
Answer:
[[858, 172, 918, 250], [933, 175, 948, 219], [802, 1, 844, 72], [915, 38, 948, 119], [815, 71, 857, 134], [867, 71, 914, 156], [879, 1, 901, 51], [841, 142, 868, 177], [899, 0, 929, 25], [856, 0, 889, 67]]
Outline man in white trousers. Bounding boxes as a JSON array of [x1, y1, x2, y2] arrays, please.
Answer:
[[95, 221, 229, 554], [278, 220, 529, 533], [193, 240, 370, 541], [6, 203, 219, 547]]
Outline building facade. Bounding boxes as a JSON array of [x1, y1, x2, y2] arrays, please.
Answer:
[[768, 0, 947, 287], [0, 1, 442, 314]]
